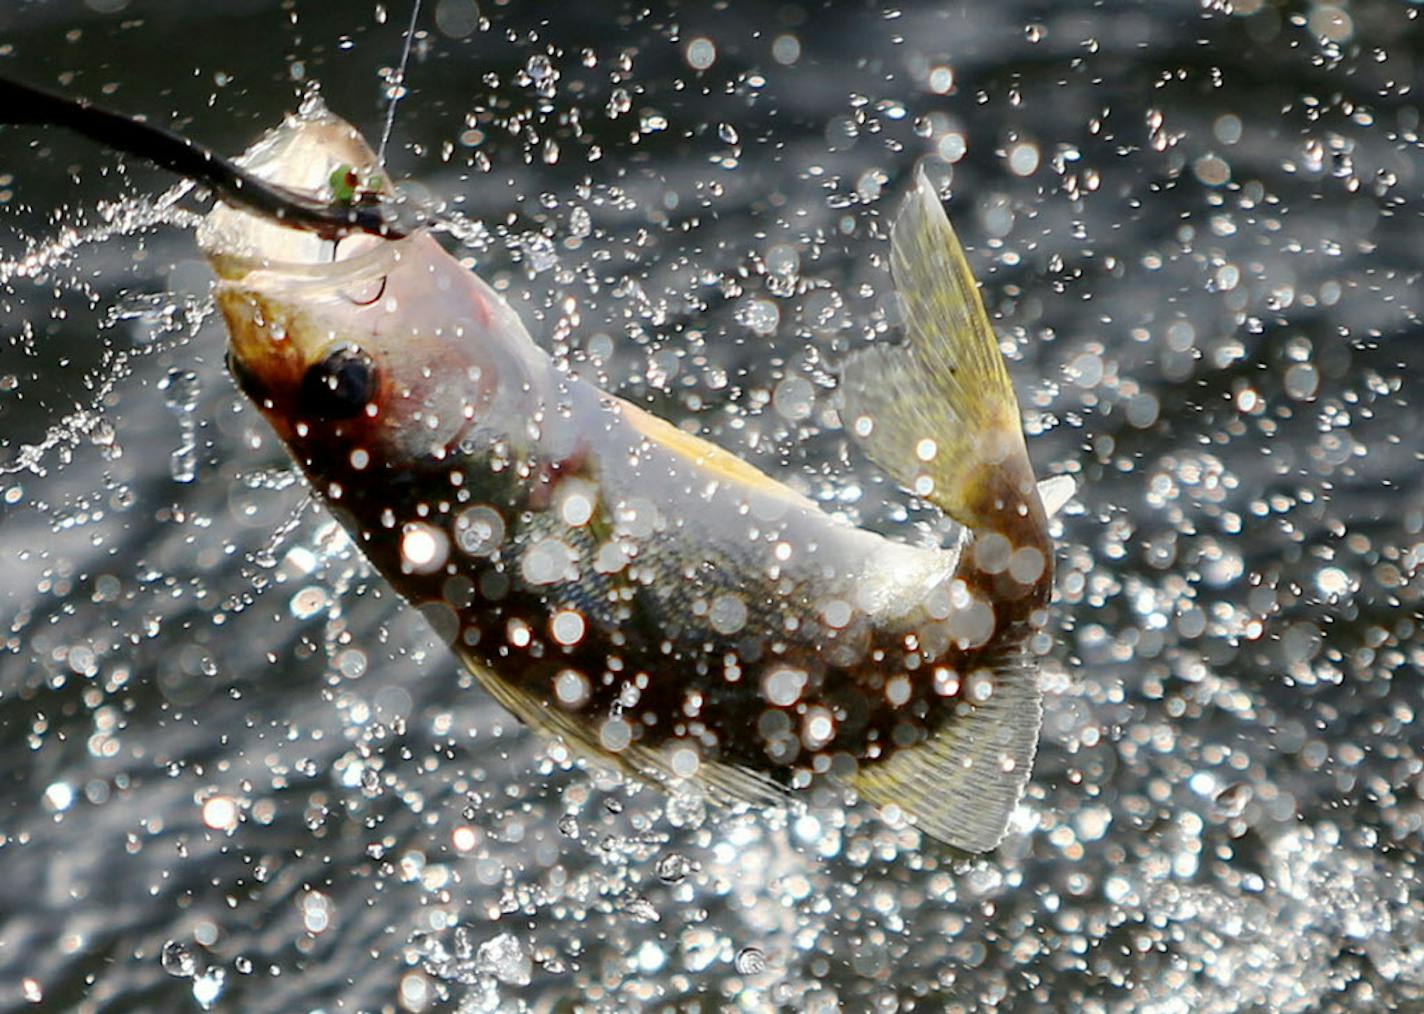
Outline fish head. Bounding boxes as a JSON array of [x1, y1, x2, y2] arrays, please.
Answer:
[[198, 101, 507, 471]]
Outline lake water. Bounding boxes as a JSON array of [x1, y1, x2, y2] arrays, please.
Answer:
[[1, 1, 1422, 1011]]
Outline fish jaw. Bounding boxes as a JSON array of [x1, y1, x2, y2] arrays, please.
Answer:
[[198, 108, 548, 469], [198, 94, 390, 278]]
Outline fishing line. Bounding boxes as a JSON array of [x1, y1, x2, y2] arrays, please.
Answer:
[[378, 0, 424, 167]]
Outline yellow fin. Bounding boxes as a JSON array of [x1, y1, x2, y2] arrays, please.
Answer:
[[620, 400, 812, 507], [457, 646, 787, 810], [850, 645, 1041, 852], [453, 648, 645, 779], [627, 748, 789, 811], [840, 169, 1041, 535]]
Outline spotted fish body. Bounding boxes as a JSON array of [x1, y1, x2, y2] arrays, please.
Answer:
[[199, 102, 1068, 852]]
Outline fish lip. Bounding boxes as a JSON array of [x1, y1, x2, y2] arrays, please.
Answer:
[[204, 230, 417, 289], [199, 100, 403, 283]]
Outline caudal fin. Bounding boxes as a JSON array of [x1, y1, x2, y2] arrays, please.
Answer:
[[840, 168, 1045, 542], [853, 643, 1042, 852], [840, 170, 1053, 852]]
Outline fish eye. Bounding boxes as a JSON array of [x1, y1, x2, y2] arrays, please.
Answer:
[[300, 346, 376, 420]]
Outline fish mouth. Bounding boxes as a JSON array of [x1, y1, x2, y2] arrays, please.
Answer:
[[198, 94, 411, 282]]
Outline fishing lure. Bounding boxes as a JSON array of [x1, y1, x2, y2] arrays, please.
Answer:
[[10, 87, 1070, 851]]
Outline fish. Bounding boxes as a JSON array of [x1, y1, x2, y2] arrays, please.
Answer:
[[197, 99, 1071, 853]]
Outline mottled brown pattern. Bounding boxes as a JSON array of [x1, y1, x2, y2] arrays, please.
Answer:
[[280, 434, 1052, 788]]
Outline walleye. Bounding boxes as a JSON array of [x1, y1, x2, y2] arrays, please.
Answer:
[[196, 101, 1068, 852]]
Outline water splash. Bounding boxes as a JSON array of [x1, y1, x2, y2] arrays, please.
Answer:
[[158, 368, 201, 483]]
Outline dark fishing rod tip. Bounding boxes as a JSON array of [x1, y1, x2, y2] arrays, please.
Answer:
[[0, 74, 411, 242]]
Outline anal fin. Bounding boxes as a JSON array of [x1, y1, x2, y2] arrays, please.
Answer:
[[456, 646, 788, 811]]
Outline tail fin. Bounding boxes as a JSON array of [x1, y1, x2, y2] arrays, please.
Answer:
[[840, 170, 1052, 852], [852, 644, 1042, 852], [840, 168, 1045, 542]]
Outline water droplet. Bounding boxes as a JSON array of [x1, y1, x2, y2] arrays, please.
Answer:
[[568, 206, 592, 239], [606, 87, 631, 118], [708, 593, 749, 635], [201, 794, 239, 832], [772, 34, 801, 65], [517, 231, 558, 275], [192, 967, 225, 1009], [521, 537, 576, 585], [1007, 140, 1040, 176], [1213, 782, 1253, 819], [624, 895, 660, 922], [735, 946, 767, 975], [550, 609, 586, 645], [554, 669, 591, 708], [433, 0, 481, 39], [656, 852, 692, 883], [1284, 363, 1319, 401], [686, 37, 716, 70], [666, 791, 706, 830], [763, 666, 808, 707], [161, 940, 197, 978], [158, 368, 200, 483], [42, 781, 74, 812], [400, 522, 449, 574], [736, 297, 780, 337], [772, 376, 814, 422], [477, 932, 532, 986], [454, 505, 505, 557]]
